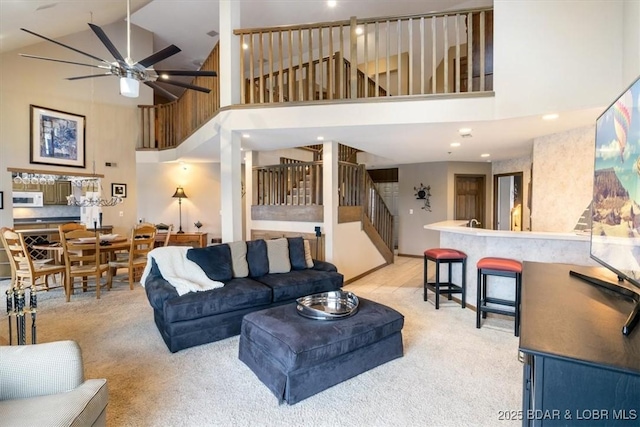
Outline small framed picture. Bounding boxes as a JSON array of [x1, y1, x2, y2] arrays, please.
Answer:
[[0, 191, 3, 209], [112, 183, 127, 198]]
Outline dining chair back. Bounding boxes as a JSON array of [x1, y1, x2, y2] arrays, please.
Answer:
[[59, 228, 111, 302], [58, 222, 87, 234], [162, 224, 173, 247], [0, 227, 66, 293], [108, 223, 157, 290]]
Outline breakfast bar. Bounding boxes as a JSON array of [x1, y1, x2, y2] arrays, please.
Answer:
[[423, 221, 600, 309]]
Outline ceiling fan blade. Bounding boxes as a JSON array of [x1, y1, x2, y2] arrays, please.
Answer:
[[88, 23, 125, 63], [137, 45, 181, 68], [155, 79, 211, 93], [19, 54, 111, 70], [144, 81, 178, 101], [155, 70, 217, 77], [20, 28, 111, 64], [67, 74, 114, 81]]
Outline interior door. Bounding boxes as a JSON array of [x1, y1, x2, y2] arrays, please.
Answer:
[[454, 175, 486, 227]]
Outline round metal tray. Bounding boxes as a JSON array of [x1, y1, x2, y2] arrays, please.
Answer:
[[296, 290, 359, 320]]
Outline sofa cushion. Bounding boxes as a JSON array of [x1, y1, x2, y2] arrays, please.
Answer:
[[287, 237, 307, 270], [266, 238, 291, 274], [163, 277, 273, 323], [186, 244, 233, 281], [246, 239, 269, 277], [256, 269, 343, 302], [228, 241, 249, 278]]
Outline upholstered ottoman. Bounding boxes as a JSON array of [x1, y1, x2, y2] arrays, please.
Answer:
[[238, 297, 404, 404]]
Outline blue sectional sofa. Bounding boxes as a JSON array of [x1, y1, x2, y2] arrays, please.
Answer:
[[143, 237, 343, 352]]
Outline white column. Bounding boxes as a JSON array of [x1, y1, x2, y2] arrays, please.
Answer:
[[322, 141, 338, 262], [244, 150, 258, 240], [220, 127, 242, 242], [219, 0, 241, 107]]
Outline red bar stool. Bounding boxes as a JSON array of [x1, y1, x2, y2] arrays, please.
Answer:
[[423, 248, 467, 309], [476, 257, 523, 336]]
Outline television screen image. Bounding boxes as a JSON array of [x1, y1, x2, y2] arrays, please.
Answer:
[[589, 74, 640, 335]]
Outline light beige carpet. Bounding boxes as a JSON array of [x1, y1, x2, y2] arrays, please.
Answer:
[[0, 272, 521, 427]]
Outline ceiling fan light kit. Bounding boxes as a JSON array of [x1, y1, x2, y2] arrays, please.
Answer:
[[120, 74, 139, 98], [19, 0, 216, 100]]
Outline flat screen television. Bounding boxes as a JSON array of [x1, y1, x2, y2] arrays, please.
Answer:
[[574, 74, 640, 336]]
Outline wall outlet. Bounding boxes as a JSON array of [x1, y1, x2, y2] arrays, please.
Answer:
[[119, 211, 124, 217]]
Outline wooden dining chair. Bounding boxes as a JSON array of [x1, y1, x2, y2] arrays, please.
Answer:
[[59, 222, 86, 233], [162, 224, 173, 247], [0, 227, 66, 293], [59, 228, 111, 302], [108, 223, 157, 290]]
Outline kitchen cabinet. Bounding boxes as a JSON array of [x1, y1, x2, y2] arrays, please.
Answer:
[[14, 180, 72, 205]]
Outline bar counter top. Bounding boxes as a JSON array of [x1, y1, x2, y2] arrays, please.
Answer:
[[424, 220, 589, 241]]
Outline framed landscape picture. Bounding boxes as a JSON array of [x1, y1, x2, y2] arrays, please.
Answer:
[[112, 183, 127, 198], [30, 105, 86, 168]]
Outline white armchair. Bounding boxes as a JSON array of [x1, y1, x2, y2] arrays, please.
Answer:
[[0, 340, 108, 426]]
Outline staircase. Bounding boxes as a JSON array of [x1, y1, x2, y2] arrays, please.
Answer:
[[253, 144, 394, 265]]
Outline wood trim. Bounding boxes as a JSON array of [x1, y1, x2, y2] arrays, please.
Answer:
[[397, 253, 423, 259], [251, 205, 323, 222], [343, 262, 388, 285], [338, 206, 363, 223]]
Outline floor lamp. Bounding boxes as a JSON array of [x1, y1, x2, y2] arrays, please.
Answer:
[[172, 186, 188, 234]]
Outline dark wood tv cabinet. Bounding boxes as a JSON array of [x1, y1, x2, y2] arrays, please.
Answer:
[[519, 262, 640, 426]]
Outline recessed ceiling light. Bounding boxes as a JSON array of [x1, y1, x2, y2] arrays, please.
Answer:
[[458, 127, 472, 135], [327, 0, 337, 7], [542, 113, 559, 120], [160, 73, 169, 79], [450, 142, 461, 147], [242, 43, 249, 50], [242, 133, 250, 138], [317, 136, 324, 141], [355, 27, 364, 35], [480, 153, 490, 158]]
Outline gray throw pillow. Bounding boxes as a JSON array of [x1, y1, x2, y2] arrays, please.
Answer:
[[303, 239, 314, 267], [266, 238, 291, 274], [227, 241, 249, 278]]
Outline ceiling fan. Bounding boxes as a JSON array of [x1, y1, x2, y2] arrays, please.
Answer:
[[19, 0, 216, 100]]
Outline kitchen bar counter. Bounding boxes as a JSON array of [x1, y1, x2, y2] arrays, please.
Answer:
[[423, 220, 598, 309]]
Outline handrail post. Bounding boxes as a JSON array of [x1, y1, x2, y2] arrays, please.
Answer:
[[350, 16, 358, 99]]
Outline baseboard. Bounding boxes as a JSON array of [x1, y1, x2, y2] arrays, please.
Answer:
[[344, 262, 389, 285], [397, 253, 422, 259]]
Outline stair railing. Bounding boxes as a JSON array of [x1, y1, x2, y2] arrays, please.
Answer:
[[253, 161, 322, 206]]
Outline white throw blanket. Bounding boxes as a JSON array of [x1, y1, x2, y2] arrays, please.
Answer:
[[140, 246, 224, 296]]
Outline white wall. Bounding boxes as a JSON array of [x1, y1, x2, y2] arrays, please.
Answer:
[[136, 162, 221, 239], [397, 162, 448, 256], [0, 21, 153, 232], [531, 126, 594, 232], [623, 0, 640, 84], [332, 222, 386, 282], [494, 0, 625, 117]]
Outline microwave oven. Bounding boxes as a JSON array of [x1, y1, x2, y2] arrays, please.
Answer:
[[12, 191, 44, 207]]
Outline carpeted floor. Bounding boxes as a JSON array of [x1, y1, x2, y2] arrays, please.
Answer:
[[0, 258, 522, 426]]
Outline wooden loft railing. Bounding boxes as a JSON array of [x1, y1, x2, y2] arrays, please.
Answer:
[[235, 7, 492, 105], [137, 7, 493, 150], [244, 51, 386, 103], [137, 44, 220, 150]]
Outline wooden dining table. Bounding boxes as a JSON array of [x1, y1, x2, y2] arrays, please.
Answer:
[[32, 236, 131, 264]]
